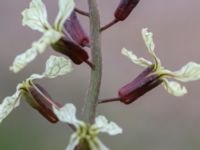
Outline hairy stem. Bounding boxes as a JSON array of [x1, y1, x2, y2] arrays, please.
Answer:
[[83, 0, 102, 124]]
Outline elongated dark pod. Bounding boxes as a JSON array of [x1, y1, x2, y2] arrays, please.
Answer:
[[27, 83, 61, 123], [52, 37, 89, 65], [115, 0, 140, 21], [64, 11, 90, 47]]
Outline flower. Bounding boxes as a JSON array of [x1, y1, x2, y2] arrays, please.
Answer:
[[120, 28, 200, 104], [10, 0, 75, 73], [0, 55, 72, 123], [53, 104, 123, 150]]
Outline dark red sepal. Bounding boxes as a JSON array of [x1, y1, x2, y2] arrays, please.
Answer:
[[75, 139, 91, 150], [114, 0, 140, 21], [64, 11, 90, 47], [28, 83, 61, 123], [52, 38, 89, 65], [119, 66, 162, 104]]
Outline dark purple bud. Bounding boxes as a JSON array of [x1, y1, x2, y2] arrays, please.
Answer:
[[64, 11, 90, 47], [27, 83, 61, 123], [52, 38, 89, 65], [119, 67, 162, 104], [115, 0, 140, 21]]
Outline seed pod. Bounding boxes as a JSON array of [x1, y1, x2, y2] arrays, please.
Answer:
[[114, 0, 140, 21], [64, 11, 90, 47], [119, 69, 162, 104], [52, 37, 89, 65], [28, 83, 61, 123]]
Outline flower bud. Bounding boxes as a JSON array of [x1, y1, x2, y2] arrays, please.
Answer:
[[64, 11, 90, 47], [52, 37, 89, 65], [114, 0, 140, 21], [119, 66, 163, 104], [27, 83, 61, 123]]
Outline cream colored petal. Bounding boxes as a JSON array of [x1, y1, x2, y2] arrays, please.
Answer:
[[10, 48, 38, 73], [32, 29, 62, 53], [94, 116, 123, 136], [88, 138, 110, 150], [22, 0, 51, 32], [141, 28, 161, 67], [173, 62, 200, 82], [65, 133, 80, 150], [162, 79, 187, 96], [10, 30, 62, 73], [142, 28, 155, 53], [121, 48, 152, 67], [53, 103, 84, 127], [54, 0, 75, 31], [28, 74, 45, 81], [25, 55, 72, 81], [0, 84, 21, 123], [44, 55, 72, 78]]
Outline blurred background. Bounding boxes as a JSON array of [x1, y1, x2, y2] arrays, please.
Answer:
[[0, 0, 200, 149]]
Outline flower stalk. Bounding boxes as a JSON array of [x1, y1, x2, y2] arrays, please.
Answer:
[[83, 0, 102, 124], [98, 97, 121, 104], [75, 8, 89, 17]]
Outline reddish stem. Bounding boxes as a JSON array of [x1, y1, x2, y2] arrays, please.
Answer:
[[85, 60, 95, 70], [75, 8, 89, 17], [98, 97, 121, 104], [100, 19, 119, 32]]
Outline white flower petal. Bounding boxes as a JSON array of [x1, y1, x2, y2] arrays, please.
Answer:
[[28, 74, 45, 80], [142, 28, 155, 53], [10, 48, 38, 73], [94, 116, 123, 136], [65, 133, 80, 150], [94, 115, 108, 129], [0, 84, 21, 123], [141, 28, 161, 66], [121, 48, 152, 67], [174, 62, 200, 82], [22, 0, 51, 32], [10, 30, 62, 73], [44, 55, 72, 78], [162, 79, 187, 96], [54, 0, 75, 31], [53, 103, 84, 126], [32, 29, 62, 54], [88, 138, 110, 150], [20, 55, 72, 81]]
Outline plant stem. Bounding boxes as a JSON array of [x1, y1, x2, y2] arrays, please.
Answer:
[[100, 19, 119, 32], [83, 0, 102, 124], [98, 97, 121, 104], [75, 8, 89, 17]]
